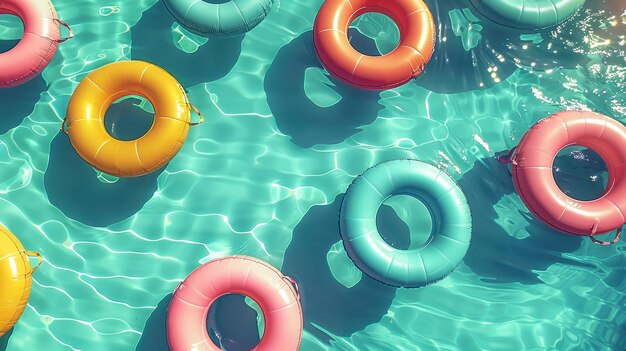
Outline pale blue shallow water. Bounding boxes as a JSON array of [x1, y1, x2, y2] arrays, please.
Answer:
[[0, 0, 625, 350]]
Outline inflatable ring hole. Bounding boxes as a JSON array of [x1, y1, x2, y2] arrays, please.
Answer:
[[553, 146, 608, 201], [200, 0, 231, 3], [377, 194, 434, 250], [0, 14, 24, 53], [104, 96, 155, 141], [350, 13, 400, 56], [207, 293, 265, 350]]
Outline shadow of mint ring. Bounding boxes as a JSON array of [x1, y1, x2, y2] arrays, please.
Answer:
[[339, 159, 472, 288], [163, 0, 273, 37]]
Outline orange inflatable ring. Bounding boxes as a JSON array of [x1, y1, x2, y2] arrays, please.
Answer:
[[509, 111, 626, 244], [313, 0, 435, 90], [63, 61, 203, 177]]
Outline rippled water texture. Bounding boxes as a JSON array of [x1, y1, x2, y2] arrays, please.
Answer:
[[0, 0, 625, 350]]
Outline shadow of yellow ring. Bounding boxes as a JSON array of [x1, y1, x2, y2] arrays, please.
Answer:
[[65, 60, 199, 177]]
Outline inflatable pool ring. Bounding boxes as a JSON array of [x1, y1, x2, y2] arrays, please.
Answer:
[[340, 160, 472, 287], [468, 0, 585, 29], [167, 255, 302, 351], [0, 225, 42, 336], [313, 0, 435, 90], [0, 0, 73, 88], [163, 0, 273, 37], [63, 60, 204, 178], [506, 111, 625, 245]]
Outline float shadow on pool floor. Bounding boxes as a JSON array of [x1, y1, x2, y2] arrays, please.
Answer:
[[44, 98, 164, 227], [264, 30, 383, 148], [130, 0, 243, 88], [0, 40, 47, 135], [0, 329, 12, 351], [461, 151, 603, 284], [282, 194, 406, 341]]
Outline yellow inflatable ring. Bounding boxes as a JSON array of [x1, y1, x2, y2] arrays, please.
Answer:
[[1, 225, 42, 337], [63, 60, 203, 177]]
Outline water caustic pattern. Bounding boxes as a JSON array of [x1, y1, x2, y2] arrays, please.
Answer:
[[0, 0, 624, 350]]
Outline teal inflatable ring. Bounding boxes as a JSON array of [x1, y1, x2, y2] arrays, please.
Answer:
[[163, 0, 273, 37], [468, 0, 585, 29], [340, 160, 472, 288]]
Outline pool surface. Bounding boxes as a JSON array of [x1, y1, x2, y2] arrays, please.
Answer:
[[0, 0, 625, 350]]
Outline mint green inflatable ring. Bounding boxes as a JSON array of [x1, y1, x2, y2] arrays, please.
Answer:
[[340, 160, 472, 288], [469, 0, 585, 29], [163, 0, 273, 37]]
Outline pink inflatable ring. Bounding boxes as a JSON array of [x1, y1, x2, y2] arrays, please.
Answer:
[[0, 0, 73, 88], [506, 111, 625, 245], [166, 255, 303, 351]]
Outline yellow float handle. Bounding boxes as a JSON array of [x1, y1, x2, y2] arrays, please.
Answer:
[[61, 118, 69, 135], [23, 251, 43, 277], [53, 19, 74, 43], [188, 104, 205, 126]]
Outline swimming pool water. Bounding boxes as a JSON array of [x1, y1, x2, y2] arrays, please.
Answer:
[[0, 0, 625, 350]]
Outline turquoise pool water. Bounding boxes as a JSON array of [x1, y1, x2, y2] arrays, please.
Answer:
[[1, 0, 625, 350]]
